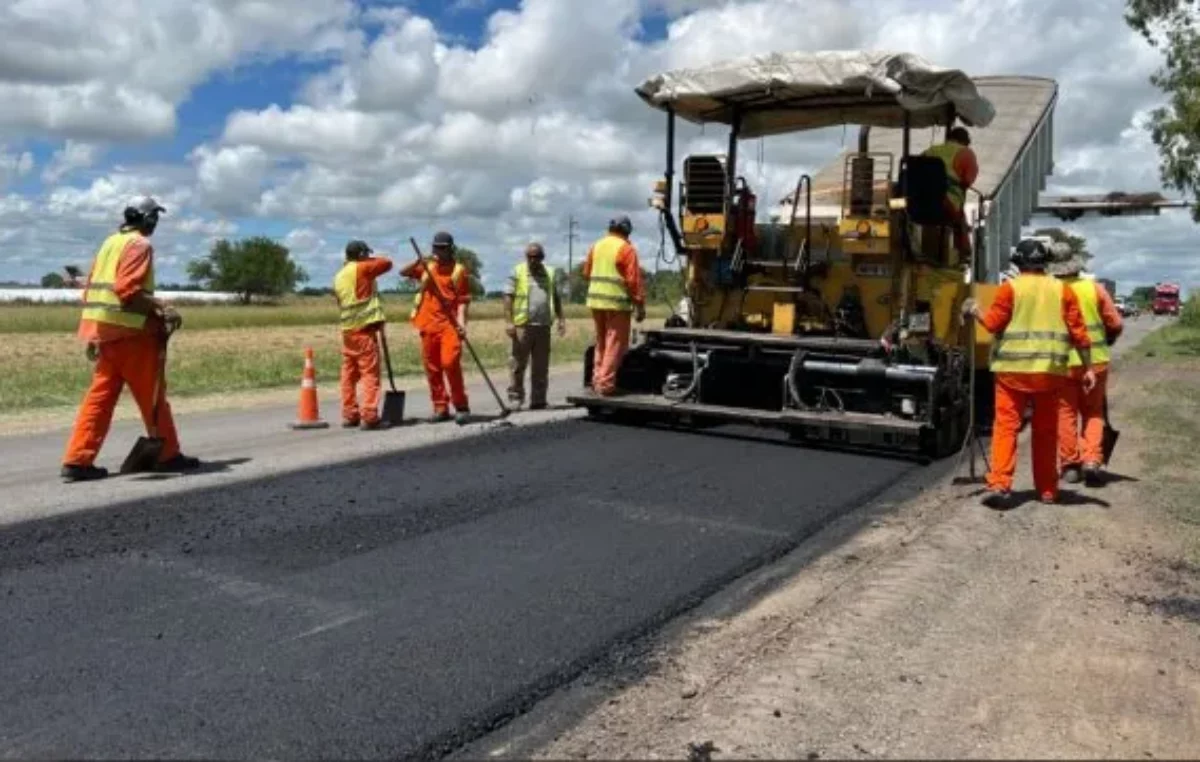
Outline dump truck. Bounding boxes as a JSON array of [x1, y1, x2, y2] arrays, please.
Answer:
[[567, 50, 1058, 460]]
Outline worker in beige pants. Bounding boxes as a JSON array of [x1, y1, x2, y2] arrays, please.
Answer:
[[503, 242, 566, 410]]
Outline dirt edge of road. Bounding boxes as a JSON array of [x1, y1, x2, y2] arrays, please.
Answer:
[[460, 320, 1200, 761]]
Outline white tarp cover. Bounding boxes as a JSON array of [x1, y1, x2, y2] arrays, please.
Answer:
[[635, 50, 996, 138]]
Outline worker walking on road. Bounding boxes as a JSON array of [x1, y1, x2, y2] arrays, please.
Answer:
[[334, 240, 393, 430], [503, 242, 566, 410], [1050, 247, 1123, 486], [922, 126, 979, 258], [584, 216, 645, 396], [61, 197, 200, 482], [401, 231, 472, 424], [965, 238, 1096, 508]]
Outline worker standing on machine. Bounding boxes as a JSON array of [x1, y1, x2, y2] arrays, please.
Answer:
[[1049, 245, 1123, 487], [503, 242, 566, 410], [921, 126, 978, 257], [583, 216, 645, 396], [965, 238, 1096, 508], [334, 240, 393, 430], [401, 231, 472, 424], [61, 197, 200, 482]]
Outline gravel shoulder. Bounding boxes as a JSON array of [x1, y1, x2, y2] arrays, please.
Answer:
[[462, 316, 1200, 760]]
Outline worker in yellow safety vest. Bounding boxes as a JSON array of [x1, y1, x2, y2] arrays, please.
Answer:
[[503, 242, 566, 410], [1049, 246, 1123, 486], [965, 238, 1096, 509], [583, 216, 645, 396], [334, 240, 393, 430], [921, 126, 979, 257], [61, 196, 200, 482]]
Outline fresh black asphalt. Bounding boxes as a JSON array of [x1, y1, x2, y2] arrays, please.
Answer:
[[0, 418, 914, 759]]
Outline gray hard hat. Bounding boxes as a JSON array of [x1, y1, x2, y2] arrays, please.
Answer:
[[432, 231, 455, 249], [609, 215, 633, 234], [1010, 237, 1049, 269], [123, 195, 165, 229], [345, 240, 372, 258]]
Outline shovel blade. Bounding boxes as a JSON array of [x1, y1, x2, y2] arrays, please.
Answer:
[[120, 436, 164, 475], [1102, 425, 1120, 466], [380, 390, 407, 425]]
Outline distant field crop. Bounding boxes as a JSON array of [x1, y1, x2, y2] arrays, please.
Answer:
[[0, 295, 642, 334], [0, 297, 671, 412]]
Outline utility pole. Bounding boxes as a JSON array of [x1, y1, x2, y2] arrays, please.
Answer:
[[565, 215, 580, 303]]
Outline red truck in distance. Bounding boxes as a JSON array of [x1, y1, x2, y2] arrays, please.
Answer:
[[1153, 282, 1181, 316]]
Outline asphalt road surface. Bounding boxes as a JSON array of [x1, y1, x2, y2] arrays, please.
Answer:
[[0, 355, 921, 758]]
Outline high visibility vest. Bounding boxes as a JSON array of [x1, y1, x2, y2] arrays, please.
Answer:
[[79, 230, 154, 330], [333, 261, 385, 332], [511, 262, 557, 326], [922, 141, 966, 209], [1065, 277, 1110, 367], [585, 235, 632, 311], [410, 262, 466, 319], [990, 275, 1071, 375]]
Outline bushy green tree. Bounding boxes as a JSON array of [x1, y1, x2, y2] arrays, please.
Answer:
[[40, 272, 66, 288], [1125, 0, 1200, 220], [187, 237, 309, 303]]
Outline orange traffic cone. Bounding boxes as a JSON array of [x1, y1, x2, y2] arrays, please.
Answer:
[[289, 347, 329, 429]]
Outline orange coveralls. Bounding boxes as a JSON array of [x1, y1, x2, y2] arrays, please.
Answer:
[[1058, 283, 1124, 470], [339, 257, 393, 426], [63, 235, 181, 468], [401, 259, 471, 415], [980, 276, 1092, 499], [582, 238, 645, 395]]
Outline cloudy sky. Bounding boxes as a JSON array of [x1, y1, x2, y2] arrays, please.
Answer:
[[0, 0, 1192, 293]]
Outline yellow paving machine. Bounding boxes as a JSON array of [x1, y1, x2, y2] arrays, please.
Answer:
[[568, 51, 1060, 460]]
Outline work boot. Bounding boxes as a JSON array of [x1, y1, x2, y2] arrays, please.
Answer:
[[156, 454, 202, 472], [428, 411, 453, 424], [360, 419, 392, 431], [342, 418, 361, 429], [981, 488, 1013, 510], [455, 409, 471, 425], [1082, 463, 1103, 488], [530, 401, 548, 411], [60, 464, 108, 482], [1062, 464, 1082, 484], [1039, 492, 1059, 505]]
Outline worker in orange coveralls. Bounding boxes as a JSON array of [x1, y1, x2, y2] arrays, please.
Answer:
[[400, 231, 472, 424], [921, 126, 979, 257], [61, 197, 201, 482], [334, 240, 393, 430], [583, 216, 645, 396], [1049, 248, 1123, 487], [964, 238, 1096, 509]]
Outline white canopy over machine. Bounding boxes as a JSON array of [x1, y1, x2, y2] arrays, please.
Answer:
[[634, 50, 997, 137]]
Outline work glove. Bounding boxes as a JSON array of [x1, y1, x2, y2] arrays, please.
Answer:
[[505, 322, 516, 339], [159, 305, 183, 335], [960, 297, 977, 318], [634, 303, 646, 323], [455, 323, 466, 339]]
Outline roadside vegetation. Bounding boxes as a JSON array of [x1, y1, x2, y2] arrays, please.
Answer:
[[0, 297, 672, 413], [1126, 295, 1200, 561]]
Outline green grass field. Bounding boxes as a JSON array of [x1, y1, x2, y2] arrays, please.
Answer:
[[0, 297, 670, 413]]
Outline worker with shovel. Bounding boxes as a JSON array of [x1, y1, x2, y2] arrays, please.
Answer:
[[401, 231, 472, 424], [61, 196, 201, 482], [334, 240, 393, 430], [1049, 245, 1123, 486]]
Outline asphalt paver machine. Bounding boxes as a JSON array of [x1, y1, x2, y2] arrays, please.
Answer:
[[568, 50, 1059, 460]]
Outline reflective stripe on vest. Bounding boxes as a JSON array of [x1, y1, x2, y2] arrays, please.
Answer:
[[410, 262, 466, 319], [511, 262, 557, 326], [334, 261, 386, 332], [990, 275, 1071, 375], [585, 235, 632, 311], [79, 231, 153, 330], [1066, 277, 1110, 367], [922, 142, 965, 209]]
